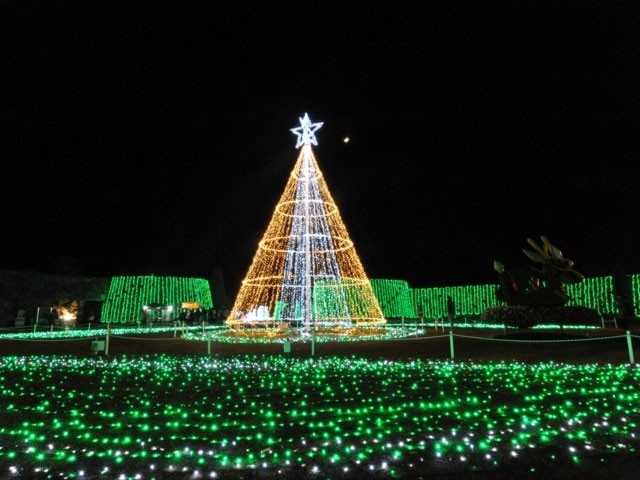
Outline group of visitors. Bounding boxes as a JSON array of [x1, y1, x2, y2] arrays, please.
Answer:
[[176, 308, 229, 325]]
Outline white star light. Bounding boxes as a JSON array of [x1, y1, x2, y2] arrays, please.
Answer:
[[290, 113, 323, 148]]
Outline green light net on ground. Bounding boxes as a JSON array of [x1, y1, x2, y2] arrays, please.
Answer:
[[0, 355, 638, 478]]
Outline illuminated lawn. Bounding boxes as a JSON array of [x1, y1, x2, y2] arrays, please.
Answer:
[[0, 355, 639, 479]]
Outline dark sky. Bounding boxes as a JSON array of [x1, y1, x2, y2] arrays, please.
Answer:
[[2, 1, 639, 296]]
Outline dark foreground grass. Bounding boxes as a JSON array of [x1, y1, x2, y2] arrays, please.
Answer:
[[0, 355, 639, 479], [0, 328, 635, 365]]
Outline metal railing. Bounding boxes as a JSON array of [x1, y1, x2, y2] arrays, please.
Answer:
[[1, 322, 637, 364]]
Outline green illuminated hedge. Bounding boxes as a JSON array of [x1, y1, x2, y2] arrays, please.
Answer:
[[101, 275, 213, 323], [634, 275, 640, 315], [409, 283, 502, 319], [564, 276, 616, 315], [370, 279, 416, 318], [369, 274, 640, 320]]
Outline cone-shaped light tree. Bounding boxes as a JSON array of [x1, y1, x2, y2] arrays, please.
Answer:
[[226, 114, 385, 330]]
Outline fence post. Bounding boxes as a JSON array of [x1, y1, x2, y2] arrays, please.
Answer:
[[626, 330, 635, 364], [105, 323, 111, 356], [600, 317, 605, 328], [311, 328, 316, 357], [174, 322, 177, 338], [202, 319, 206, 335], [207, 333, 212, 356], [50, 324, 54, 332], [33, 307, 40, 333], [88, 322, 91, 332], [449, 330, 455, 360]]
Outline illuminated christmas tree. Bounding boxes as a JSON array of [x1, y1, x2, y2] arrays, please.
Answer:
[[227, 114, 385, 330]]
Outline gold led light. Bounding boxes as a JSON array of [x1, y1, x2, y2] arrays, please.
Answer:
[[226, 140, 385, 329]]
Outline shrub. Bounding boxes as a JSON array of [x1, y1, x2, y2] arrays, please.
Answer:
[[545, 306, 600, 326], [481, 305, 601, 328], [481, 306, 539, 329]]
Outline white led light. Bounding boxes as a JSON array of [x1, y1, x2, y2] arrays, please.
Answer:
[[290, 113, 323, 149], [226, 114, 385, 329]]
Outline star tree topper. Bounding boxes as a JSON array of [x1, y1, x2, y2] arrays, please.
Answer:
[[290, 113, 323, 149]]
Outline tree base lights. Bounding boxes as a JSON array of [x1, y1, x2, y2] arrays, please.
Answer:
[[226, 114, 385, 333], [217, 325, 391, 342]]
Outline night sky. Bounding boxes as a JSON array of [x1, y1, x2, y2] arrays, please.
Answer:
[[2, 1, 639, 296]]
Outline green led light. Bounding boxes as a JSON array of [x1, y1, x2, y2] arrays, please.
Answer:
[[101, 275, 214, 323], [0, 324, 224, 341], [0, 355, 638, 478], [409, 283, 503, 319], [370, 279, 416, 318], [367, 274, 640, 320]]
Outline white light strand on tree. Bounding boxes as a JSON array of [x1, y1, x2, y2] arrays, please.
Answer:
[[290, 113, 323, 149], [226, 114, 384, 330]]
